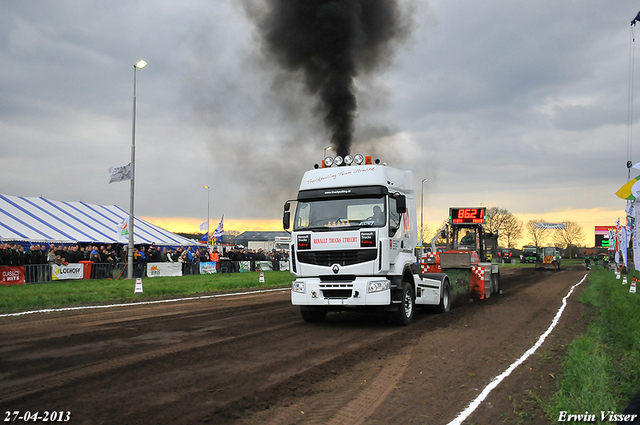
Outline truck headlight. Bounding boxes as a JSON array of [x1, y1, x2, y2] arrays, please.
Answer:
[[292, 280, 305, 293], [368, 280, 390, 293]]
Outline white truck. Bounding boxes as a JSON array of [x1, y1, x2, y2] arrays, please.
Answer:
[[282, 155, 451, 325]]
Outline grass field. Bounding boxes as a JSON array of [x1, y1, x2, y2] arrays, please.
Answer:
[[546, 267, 640, 419], [0, 271, 294, 313]]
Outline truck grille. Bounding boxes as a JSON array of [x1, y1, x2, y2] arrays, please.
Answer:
[[320, 283, 353, 298], [297, 249, 377, 266]]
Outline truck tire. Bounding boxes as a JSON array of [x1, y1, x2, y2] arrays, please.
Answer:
[[492, 272, 500, 295], [392, 281, 415, 326], [435, 279, 451, 313], [300, 306, 327, 323]]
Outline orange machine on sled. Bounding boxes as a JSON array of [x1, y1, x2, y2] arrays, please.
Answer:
[[420, 207, 500, 300]]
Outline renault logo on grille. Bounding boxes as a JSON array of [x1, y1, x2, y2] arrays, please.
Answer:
[[331, 264, 340, 274]]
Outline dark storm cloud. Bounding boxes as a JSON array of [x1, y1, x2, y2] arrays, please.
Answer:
[[246, 0, 411, 157]]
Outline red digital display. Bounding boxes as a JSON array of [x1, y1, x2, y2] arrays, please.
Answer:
[[450, 207, 486, 224]]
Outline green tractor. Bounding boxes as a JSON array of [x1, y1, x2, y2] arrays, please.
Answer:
[[521, 245, 537, 263]]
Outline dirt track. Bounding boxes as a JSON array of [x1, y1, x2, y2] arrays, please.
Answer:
[[0, 267, 589, 425]]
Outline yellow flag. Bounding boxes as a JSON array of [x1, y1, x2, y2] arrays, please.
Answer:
[[615, 176, 640, 200]]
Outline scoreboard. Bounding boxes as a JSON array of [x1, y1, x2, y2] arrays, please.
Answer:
[[595, 226, 615, 248], [449, 207, 486, 224]]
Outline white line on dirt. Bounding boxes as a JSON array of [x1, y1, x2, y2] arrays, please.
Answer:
[[446, 273, 589, 425], [0, 287, 289, 318]]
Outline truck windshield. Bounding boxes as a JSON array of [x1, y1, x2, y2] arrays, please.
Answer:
[[293, 197, 386, 231]]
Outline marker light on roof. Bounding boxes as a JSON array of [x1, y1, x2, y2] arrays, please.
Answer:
[[354, 154, 364, 165], [344, 155, 353, 165], [334, 156, 344, 166], [324, 157, 334, 167]]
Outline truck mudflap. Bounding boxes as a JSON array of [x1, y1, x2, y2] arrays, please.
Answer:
[[470, 265, 486, 299], [470, 263, 501, 299]]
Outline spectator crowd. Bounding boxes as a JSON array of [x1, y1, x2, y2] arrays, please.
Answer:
[[1, 242, 290, 276]]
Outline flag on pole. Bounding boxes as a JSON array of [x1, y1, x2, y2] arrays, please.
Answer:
[[117, 216, 129, 243], [213, 215, 224, 242], [108, 163, 133, 184], [615, 175, 640, 200], [199, 221, 208, 232], [200, 232, 208, 243]]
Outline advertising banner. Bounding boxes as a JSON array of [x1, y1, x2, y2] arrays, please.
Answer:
[[147, 262, 182, 277], [0, 266, 25, 285], [256, 261, 273, 271], [199, 262, 218, 274], [239, 261, 251, 273], [52, 263, 84, 280]]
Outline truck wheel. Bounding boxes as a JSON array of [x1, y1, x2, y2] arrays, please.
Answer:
[[300, 306, 327, 323], [392, 281, 415, 326], [435, 280, 451, 313], [493, 272, 500, 294]]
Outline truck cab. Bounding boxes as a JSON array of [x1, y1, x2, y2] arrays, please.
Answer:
[[283, 155, 450, 325]]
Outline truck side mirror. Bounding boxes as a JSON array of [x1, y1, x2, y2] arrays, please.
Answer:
[[395, 194, 406, 214], [284, 202, 290, 212], [283, 211, 291, 231]]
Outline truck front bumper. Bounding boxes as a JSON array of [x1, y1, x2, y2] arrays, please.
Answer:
[[291, 277, 391, 306]]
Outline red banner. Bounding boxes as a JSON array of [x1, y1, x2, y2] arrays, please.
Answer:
[[0, 266, 25, 285]]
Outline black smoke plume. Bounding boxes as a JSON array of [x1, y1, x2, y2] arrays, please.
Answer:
[[254, 0, 410, 157]]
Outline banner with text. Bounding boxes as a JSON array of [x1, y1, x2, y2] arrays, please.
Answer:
[[199, 262, 218, 274], [0, 266, 25, 285], [147, 262, 183, 277], [52, 263, 84, 280]]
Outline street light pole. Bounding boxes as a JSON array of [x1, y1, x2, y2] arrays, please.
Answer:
[[205, 185, 210, 245], [420, 178, 428, 249], [127, 59, 147, 279]]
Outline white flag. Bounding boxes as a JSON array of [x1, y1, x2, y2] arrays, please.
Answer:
[[199, 221, 209, 232], [213, 215, 224, 242], [117, 216, 129, 243], [109, 163, 133, 184]]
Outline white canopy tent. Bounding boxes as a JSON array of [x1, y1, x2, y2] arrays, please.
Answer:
[[0, 193, 199, 247]]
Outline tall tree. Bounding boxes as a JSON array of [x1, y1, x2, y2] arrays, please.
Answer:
[[525, 219, 549, 247], [554, 220, 585, 259], [502, 215, 523, 248], [485, 207, 522, 247]]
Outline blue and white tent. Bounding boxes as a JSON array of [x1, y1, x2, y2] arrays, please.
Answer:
[[0, 193, 199, 246]]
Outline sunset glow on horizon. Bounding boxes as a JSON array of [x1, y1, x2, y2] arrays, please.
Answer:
[[143, 206, 624, 247]]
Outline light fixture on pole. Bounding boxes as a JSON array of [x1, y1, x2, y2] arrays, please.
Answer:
[[420, 178, 428, 249], [324, 146, 332, 159], [127, 59, 147, 279], [205, 185, 210, 244]]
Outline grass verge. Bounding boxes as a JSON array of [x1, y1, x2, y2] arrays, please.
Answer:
[[546, 267, 640, 419], [0, 271, 294, 313]]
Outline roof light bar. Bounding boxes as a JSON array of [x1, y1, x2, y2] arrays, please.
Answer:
[[320, 153, 374, 167]]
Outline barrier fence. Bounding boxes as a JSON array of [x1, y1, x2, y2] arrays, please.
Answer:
[[1, 260, 289, 285]]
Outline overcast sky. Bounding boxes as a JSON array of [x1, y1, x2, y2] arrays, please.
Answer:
[[1, 1, 638, 238]]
